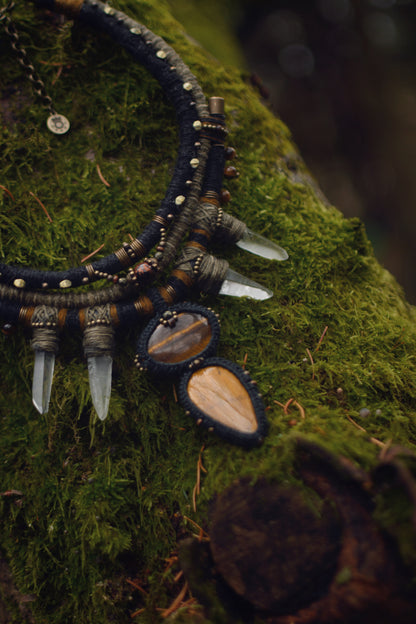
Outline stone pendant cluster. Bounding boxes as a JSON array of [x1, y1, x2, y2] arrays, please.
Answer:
[[135, 303, 268, 447], [29, 234, 287, 426]]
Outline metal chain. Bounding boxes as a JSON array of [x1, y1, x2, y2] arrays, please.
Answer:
[[1, 2, 55, 114], [0, 2, 15, 20]]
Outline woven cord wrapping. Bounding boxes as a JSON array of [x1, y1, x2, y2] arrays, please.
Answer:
[[215, 212, 247, 244], [31, 306, 60, 354], [179, 200, 229, 294], [82, 305, 114, 358], [196, 254, 229, 294]]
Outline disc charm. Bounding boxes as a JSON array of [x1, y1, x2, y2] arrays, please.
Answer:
[[47, 113, 70, 135]]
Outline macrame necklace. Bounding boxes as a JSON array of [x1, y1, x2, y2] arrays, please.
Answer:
[[0, 0, 288, 447]]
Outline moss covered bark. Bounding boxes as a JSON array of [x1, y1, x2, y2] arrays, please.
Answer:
[[0, 1, 415, 622]]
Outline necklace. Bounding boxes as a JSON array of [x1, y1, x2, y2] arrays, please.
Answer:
[[0, 0, 288, 447]]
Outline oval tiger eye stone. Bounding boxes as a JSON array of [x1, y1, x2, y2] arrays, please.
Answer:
[[187, 366, 257, 433], [148, 313, 212, 363]]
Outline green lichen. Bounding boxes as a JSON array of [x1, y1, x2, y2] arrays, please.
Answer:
[[0, 1, 416, 622]]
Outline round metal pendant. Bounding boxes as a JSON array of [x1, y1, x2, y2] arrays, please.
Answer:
[[47, 113, 70, 135]]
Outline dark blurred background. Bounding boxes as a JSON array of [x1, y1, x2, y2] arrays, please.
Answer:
[[235, 0, 416, 302]]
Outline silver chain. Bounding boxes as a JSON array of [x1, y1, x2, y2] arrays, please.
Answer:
[[1, 2, 70, 133]]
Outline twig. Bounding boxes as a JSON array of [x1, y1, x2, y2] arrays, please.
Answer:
[[346, 414, 366, 432], [273, 398, 294, 414], [274, 398, 305, 420], [315, 325, 329, 352], [182, 515, 209, 541], [293, 400, 306, 419], [284, 397, 294, 414], [163, 555, 178, 574], [51, 65, 63, 85], [29, 191, 53, 222], [192, 445, 206, 512], [96, 163, 111, 187], [0, 184, 15, 201], [81, 243, 105, 263], [346, 415, 387, 448], [161, 582, 189, 618], [172, 384, 178, 403], [370, 437, 387, 449], [131, 607, 145, 618], [306, 348, 315, 380], [126, 578, 148, 596], [273, 400, 285, 408]]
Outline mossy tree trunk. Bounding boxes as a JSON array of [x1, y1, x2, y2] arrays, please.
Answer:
[[0, 1, 415, 623]]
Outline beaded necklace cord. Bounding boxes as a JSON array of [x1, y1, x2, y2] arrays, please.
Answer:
[[0, 0, 288, 447]]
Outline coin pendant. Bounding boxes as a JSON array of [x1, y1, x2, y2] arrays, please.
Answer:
[[47, 113, 70, 135]]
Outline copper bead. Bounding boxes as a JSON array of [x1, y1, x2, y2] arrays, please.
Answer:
[[220, 189, 231, 204], [225, 146, 237, 161], [224, 165, 239, 179]]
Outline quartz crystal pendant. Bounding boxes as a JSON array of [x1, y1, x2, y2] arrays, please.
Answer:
[[219, 268, 273, 300], [32, 350, 55, 415], [88, 355, 112, 421], [236, 228, 288, 261], [83, 306, 114, 421]]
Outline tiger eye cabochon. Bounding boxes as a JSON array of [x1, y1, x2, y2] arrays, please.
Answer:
[[136, 303, 221, 375], [136, 305, 268, 446], [148, 311, 212, 364], [179, 358, 268, 447]]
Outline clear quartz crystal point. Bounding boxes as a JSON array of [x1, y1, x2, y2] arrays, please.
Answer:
[[32, 350, 55, 415], [219, 268, 273, 300], [88, 355, 113, 421], [236, 228, 288, 261]]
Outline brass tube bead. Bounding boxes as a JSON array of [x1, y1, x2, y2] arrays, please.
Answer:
[[209, 97, 225, 115]]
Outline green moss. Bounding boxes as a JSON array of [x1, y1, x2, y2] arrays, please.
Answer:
[[1, 1, 416, 622]]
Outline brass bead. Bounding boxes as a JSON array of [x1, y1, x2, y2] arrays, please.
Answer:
[[208, 97, 225, 115]]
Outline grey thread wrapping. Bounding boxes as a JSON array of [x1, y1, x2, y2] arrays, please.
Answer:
[[31, 306, 59, 354], [82, 304, 115, 358]]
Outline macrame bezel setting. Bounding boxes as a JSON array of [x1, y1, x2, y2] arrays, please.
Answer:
[[135, 302, 221, 376]]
